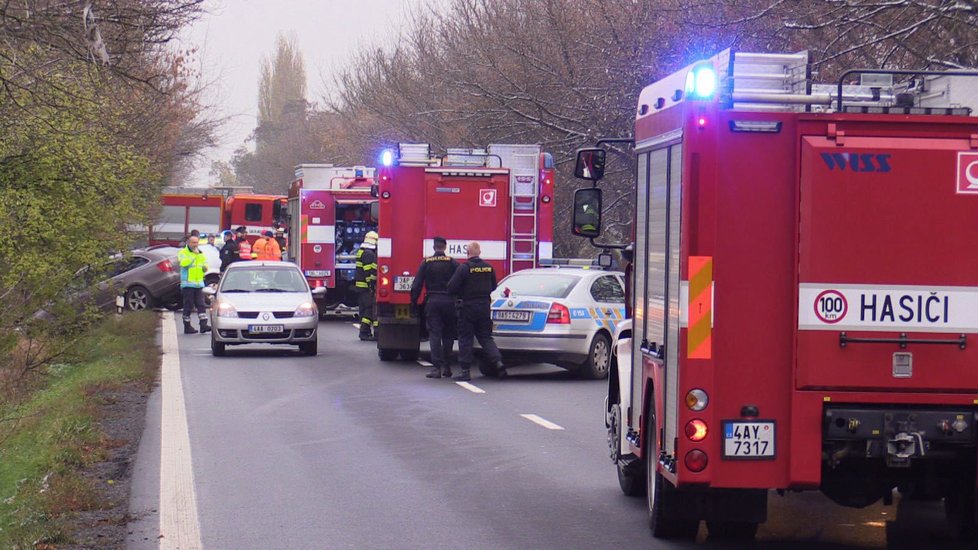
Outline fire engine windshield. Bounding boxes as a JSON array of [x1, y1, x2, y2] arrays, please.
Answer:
[[497, 273, 580, 299]]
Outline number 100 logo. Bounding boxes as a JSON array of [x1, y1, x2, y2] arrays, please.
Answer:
[[814, 290, 848, 324]]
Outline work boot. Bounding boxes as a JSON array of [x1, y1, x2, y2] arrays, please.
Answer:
[[452, 368, 471, 382], [495, 361, 507, 379], [183, 321, 197, 334], [359, 330, 372, 341], [425, 366, 442, 379], [442, 366, 453, 378], [199, 318, 212, 334]]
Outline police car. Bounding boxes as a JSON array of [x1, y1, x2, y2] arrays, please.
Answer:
[[487, 266, 626, 379]]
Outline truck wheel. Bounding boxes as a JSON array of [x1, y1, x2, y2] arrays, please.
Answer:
[[610, 403, 645, 497], [125, 285, 153, 311], [945, 482, 978, 540], [378, 348, 398, 362], [647, 404, 699, 539], [300, 339, 318, 356], [579, 333, 611, 379], [211, 334, 226, 357], [707, 521, 758, 541]]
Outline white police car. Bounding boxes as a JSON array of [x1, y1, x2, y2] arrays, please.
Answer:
[[486, 267, 626, 379]]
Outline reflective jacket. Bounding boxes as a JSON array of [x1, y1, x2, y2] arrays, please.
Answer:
[[254, 237, 282, 261], [178, 246, 208, 288], [237, 238, 253, 260], [355, 247, 377, 290]]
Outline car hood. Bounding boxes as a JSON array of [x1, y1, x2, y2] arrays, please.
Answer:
[[215, 292, 312, 311]]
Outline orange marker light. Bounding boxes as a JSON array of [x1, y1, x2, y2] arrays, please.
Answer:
[[685, 419, 708, 442]]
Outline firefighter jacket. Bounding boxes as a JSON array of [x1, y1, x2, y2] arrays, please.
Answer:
[[237, 237, 253, 260], [178, 245, 208, 288], [447, 256, 497, 303], [253, 237, 282, 261], [355, 247, 377, 290], [220, 239, 240, 271], [410, 252, 458, 305]]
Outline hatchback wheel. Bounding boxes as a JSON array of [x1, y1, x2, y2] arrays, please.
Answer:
[[125, 285, 152, 311]]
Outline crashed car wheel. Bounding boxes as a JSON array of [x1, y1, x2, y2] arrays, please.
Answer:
[[579, 333, 612, 379], [125, 285, 152, 311]]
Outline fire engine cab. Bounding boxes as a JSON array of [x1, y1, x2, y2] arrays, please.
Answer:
[[287, 164, 378, 312], [574, 50, 978, 540], [374, 143, 555, 361], [147, 186, 287, 246]]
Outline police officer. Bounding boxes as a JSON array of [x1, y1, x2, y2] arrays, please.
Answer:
[[411, 236, 459, 379], [447, 241, 505, 381], [355, 231, 379, 341], [219, 229, 239, 272]]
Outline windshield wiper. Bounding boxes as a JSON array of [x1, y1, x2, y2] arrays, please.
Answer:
[[221, 289, 250, 293], [254, 288, 290, 292]]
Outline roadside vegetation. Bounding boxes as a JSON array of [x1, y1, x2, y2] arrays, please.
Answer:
[[0, 312, 158, 548]]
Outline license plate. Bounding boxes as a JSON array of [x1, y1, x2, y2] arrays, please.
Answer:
[[248, 324, 284, 334], [394, 276, 414, 292], [492, 310, 532, 323], [723, 421, 775, 458], [304, 270, 330, 277]]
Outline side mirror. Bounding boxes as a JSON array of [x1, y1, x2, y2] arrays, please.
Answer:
[[574, 148, 606, 181], [572, 188, 603, 238], [202, 286, 217, 296], [311, 287, 327, 297]]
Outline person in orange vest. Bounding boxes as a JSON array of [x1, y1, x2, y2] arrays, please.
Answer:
[[254, 230, 282, 261], [235, 226, 253, 261]]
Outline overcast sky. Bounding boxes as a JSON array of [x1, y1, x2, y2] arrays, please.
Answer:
[[180, 0, 438, 187]]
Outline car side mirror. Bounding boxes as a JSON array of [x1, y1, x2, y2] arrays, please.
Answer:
[[572, 188, 603, 238], [597, 252, 613, 269], [311, 287, 327, 297], [574, 148, 606, 181], [203, 286, 217, 296]]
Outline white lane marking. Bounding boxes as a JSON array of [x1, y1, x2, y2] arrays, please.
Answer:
[[520, 414, 565, 431], [159, 312, 203, 549], [352, 323, 360, 328], [456, 381, 486, 394], [417, 360, 433, 367]]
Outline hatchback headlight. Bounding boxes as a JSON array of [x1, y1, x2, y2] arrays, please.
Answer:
[[215, 301, 238, 318], [294, 302, 317, 318]]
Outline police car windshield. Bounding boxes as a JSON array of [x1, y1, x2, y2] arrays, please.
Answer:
[[220, 267, 308, 293], [499, 273, 580, 299]]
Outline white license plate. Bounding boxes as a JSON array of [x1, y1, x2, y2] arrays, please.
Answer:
[[492, 310, 532, 323], [394, 276, 414, 292], [248, 324, 284, 334], [723, 421, 775, 458]]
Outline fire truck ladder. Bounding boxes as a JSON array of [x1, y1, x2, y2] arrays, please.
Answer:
[[489, 145, 541, 273]]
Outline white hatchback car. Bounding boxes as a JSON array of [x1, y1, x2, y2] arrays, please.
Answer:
[[205, 261, 325, 356], [487, 267, 626, 379]]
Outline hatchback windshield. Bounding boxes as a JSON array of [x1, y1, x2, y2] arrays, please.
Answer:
[[498, 273, 580, 298], [220, 267, 308, 293]]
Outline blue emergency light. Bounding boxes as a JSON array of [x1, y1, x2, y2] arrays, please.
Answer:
[[685, 62, 717, 100], [380, 149, 394, 167]]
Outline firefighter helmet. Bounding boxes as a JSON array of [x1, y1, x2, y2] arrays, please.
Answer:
[[363, 231, 379, 245]]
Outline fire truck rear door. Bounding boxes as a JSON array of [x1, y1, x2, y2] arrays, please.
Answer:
[[797, 135, 978, 391]]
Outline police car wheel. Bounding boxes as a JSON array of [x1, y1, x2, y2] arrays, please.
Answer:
[[210, 334, 226, 357], [579, 333, 611, 379]]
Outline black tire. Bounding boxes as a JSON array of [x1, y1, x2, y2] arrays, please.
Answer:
[[647, 401, 699, 539], [610, 403, 645, 497], [211, 334, 226, 357], [300, 339, 318, 356], [579, 332, 612, 379], [378, 348, 398, 362], [945, 481, 978, 540], [707, 520, 758, 541], [400, 350, 419, 362], [125, 285, 153, 311]]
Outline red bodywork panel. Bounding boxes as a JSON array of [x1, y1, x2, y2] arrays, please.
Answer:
[[633, 99, 978, 491]]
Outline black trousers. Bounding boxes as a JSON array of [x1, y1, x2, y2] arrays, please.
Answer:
[[358, 288, 376, 335], [425, 295, 457, 369], [457, 300, 501, 367], [181, 287, 207, 323]]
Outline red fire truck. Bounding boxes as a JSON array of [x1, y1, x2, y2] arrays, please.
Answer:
[[287, 165, 378, 312], [147, 186, 287, 245], [574, 50, 978, 540], [374, 143, 555, 361]]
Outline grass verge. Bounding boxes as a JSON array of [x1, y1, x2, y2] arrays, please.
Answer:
[[0, 312, 158, 548]]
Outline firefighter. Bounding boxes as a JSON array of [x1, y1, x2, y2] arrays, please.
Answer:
[[410, 236, 459, 379], [254, 230, 281, 261], [219, 230, 239, 272], [275, 227, 287, 259], [236, 226, 253, 261], [178, 234, 211, 335], [355, 231, 379, 341], [447, 241, 505, 381]]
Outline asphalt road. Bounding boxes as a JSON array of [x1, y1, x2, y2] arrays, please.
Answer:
[[128, 315, 975, 549]]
